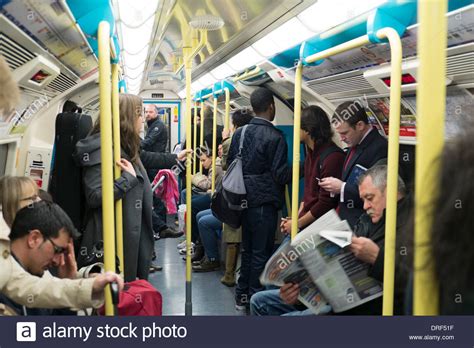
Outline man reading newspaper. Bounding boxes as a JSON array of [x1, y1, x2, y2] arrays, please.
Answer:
[[251, 165, 411, 316]]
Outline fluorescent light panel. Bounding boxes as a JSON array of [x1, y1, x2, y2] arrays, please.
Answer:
[[197, 73, 217, 89], [226, 46, 264, 72], [114, 0, 160, 96], [210, 63, 235, 79], [297, 0, 386, 33]]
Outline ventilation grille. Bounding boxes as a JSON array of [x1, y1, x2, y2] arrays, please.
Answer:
[[47, 73, 77, 93], [0, 33, 35, 69], [0, 33, 78, 94], [306, 51, 474, 100], [307, 74, 377, 99], [447, 51, 474, 78], [232, 96, 251, 107]]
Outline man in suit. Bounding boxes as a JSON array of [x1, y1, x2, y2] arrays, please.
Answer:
[[319, 101, 387, 228]]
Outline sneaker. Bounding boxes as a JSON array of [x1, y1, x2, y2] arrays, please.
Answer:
[[235, 295, 250, 311], [149, 264, 163, 273], [177, 240, 192, 250], [192, 257, 220, 272], [160, 227, 184, 238], [192, 255, 206, 266], [179, 246, 193, 255]]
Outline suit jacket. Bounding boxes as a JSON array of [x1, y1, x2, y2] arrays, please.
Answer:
[[339, 128, 387, 227]]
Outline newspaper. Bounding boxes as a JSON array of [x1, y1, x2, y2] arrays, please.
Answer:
[[260, 210, 383, 313]]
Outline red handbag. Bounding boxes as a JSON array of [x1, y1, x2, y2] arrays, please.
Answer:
[[99, 279, 162, 316]]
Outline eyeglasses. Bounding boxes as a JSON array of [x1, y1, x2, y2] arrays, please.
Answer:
[[44, 236, 67, 255]]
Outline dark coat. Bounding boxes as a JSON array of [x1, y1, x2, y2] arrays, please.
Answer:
[[75, 133, 154, 282], [348, 195, 412, 315], [339, 128, 388, 227], [141, 118, 168, 153], [227, 117, 291, 208]]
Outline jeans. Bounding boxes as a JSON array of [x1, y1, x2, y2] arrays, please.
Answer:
[[190, 193, 212, 243], [236, 204, 278, 299], [197, 209, 222, 260], [250, 289, 315, 316]]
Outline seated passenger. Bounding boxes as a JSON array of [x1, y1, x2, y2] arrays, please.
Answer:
[[281, 105, 345, 235], [179, 147, 223, 262], [0, 201, 85, 315], [191, 209, 222, 272], [251, 165, 410, 316]]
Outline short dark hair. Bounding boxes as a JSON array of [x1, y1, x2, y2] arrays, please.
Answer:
[[301, 106, 333, 146], [196, 145, 211, 158], [232, 108, 254, 128], [63, 100, 79, 113], [9, 201, 78, 241], [332, 100, 369, 128], [250, 88, 274, 114]]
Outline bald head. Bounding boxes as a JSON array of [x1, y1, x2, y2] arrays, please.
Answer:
[[145, 104, 158, 121]]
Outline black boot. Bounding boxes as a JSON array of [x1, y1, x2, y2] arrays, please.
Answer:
[[191, 244, 204, 262]]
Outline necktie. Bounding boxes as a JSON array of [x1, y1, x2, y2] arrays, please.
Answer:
[[343, 145, 357, 171]]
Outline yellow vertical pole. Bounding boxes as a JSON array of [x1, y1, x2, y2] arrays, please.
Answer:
[[224, 88, 230, 132], [193, 102, 198, 174], [414, 0, 446, 315], [285, 185, 291, 216], [98, 21, 115, 316], [376, 28, 403, 316], [112, 64, 124, 276], [211, 96, 218, 193], [291, 62, 303, 240], [199, 102, 204, 172], [183, 45, 193, 316]]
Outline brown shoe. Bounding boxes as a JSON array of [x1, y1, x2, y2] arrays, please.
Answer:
[[160, 228, 184, 238], [192, 257, 220, 272]]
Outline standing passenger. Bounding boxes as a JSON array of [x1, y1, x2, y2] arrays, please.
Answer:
[[227, 88, 291, 310], [76, 94, 155, 282], [281, 106, 344, 234], [319, 101, 387, 227]]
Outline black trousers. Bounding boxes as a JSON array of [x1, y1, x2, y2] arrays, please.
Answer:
[[236, 204, 277, 301]]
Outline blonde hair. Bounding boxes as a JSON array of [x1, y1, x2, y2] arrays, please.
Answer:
[[91, 93, 142, 163], [0, 176, 38, 227], [0, 55, 20, 118]]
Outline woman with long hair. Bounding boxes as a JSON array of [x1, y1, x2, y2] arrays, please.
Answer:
[[75, 93, 182, 281]]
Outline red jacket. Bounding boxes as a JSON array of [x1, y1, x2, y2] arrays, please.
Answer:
[[300, 141, 344, 219]]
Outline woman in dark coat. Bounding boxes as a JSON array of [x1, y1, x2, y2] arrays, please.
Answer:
[[75, 94, 188, 282]]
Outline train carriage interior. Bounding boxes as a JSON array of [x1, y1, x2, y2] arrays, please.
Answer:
[[0, 0, 473, 319]]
